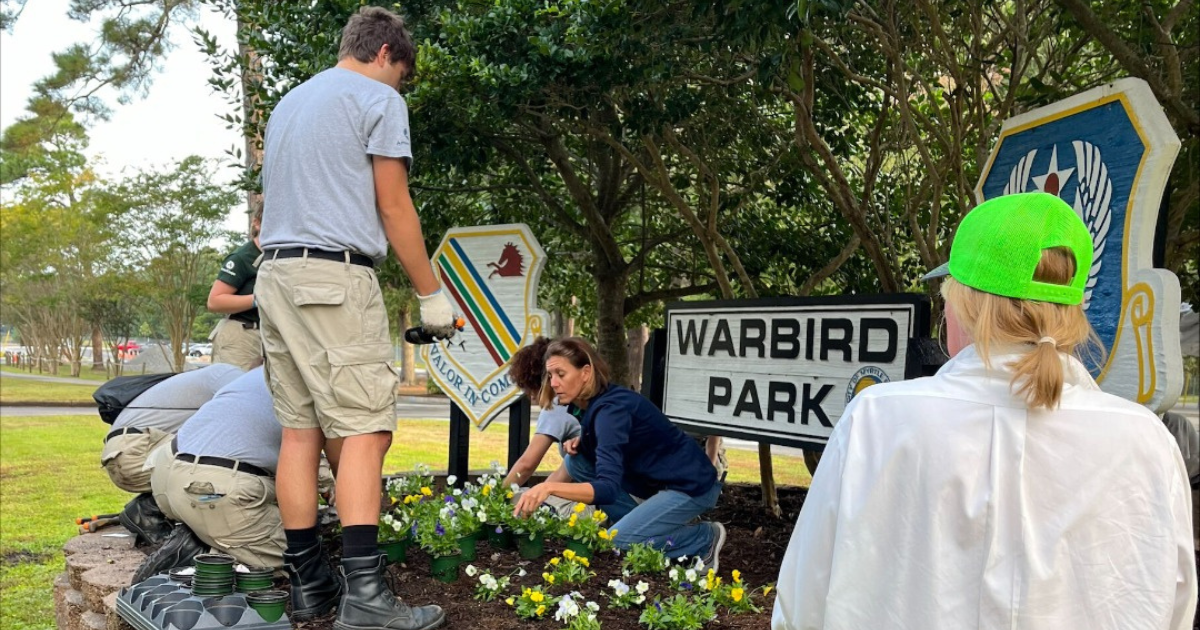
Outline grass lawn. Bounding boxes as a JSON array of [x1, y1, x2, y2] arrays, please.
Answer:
[[1, 365, 113, 382], [0, 378, 98, 404], [0, 414, 809, 630]]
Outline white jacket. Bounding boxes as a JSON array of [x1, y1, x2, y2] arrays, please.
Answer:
[[772, 345, 1196, 630]]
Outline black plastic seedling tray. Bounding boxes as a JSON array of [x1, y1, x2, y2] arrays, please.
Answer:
[[116, 575, 290, 630]]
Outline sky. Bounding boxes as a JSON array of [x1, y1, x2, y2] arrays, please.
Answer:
[[0, 0, 246, 232]]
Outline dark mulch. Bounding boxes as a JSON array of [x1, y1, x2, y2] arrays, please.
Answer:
[[293, 483, 807, 629]]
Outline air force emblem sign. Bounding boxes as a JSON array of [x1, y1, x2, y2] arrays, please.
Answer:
[[422, 224, 550, 428], [977, 78, 1183, 413]]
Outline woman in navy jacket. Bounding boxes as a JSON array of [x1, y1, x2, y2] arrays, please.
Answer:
[[512, 337, 726, 568]]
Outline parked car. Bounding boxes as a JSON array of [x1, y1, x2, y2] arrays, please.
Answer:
[[188, 343, 213, 358]]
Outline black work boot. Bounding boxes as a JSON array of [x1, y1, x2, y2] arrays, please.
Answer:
[[119, 493, 172, 547], [131, 523, 206, 583], [334, 554, 444, 630], [284, 541, 343, 621]]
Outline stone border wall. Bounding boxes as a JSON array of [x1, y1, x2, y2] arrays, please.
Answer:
[[55, 526, 142, 630]]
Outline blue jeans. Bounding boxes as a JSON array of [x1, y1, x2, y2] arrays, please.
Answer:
[[564, 455, 721, 559]]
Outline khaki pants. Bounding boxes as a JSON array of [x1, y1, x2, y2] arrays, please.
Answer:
[[164, 458, 285, 569], [211, 318, 263, 371], [147, 442, 179, 520], [257, 256, 398, 438], [101, 429, 174, 494]]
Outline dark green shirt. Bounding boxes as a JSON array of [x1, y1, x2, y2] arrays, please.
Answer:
[[215, 240, 260, 324]]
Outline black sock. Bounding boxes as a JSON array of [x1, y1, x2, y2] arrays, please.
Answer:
[[342, 525, 379, 559], [284, 526, 319, 554]]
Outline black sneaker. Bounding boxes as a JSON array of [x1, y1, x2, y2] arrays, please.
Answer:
[[700, 522, 726, 572], [131, 523, 207, 584]]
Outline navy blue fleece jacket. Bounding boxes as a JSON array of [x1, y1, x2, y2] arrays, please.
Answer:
[[572, 385, 716, 505]]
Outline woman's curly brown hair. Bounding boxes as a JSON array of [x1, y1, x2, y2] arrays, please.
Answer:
[[508, 336, 551, 395]]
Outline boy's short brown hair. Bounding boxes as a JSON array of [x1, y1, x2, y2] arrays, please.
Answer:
[[338, 6, 416, 76]]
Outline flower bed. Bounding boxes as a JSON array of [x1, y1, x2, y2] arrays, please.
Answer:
[[295, 477, 809, 630]]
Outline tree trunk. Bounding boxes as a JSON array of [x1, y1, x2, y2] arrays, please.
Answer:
[[566, 296, 577, 337], [91, 326, 104, 370], [400, 308, 416, 385], [626, 325, 648, 390], [595, 270, 630, 386]]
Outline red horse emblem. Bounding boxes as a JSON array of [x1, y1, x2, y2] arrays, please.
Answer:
[[487, 243, 525, 278]]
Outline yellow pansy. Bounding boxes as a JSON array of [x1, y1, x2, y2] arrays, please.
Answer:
[[563, 549, 576, 560], [505, 597, 514, 606], [597, 529, 610, 540], [549, 557, 561, 565], [506, 491, 514, 499], [593, 510, 607, 522], [731, 587, 744, 602], [732, 569, 742, 583], [577, 556, 590, 567], [568, 514, 578, 527], [573, 502, 587, 513], [763, 585, 774, 596], [530, 591, 545, 603], [420, 486, 432, 496], [610, 528, 618, 537], [543, 573, 555, 584], [481, 485, 491, 496], [535, 605, 546, 616]]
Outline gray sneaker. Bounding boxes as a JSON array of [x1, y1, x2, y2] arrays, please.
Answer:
[[701, 522, 726, 572]]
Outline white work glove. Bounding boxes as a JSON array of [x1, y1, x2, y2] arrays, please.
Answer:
[[417, 289, 457, 339]]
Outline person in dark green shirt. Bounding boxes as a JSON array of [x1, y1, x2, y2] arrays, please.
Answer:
[[206, 208, 263, 370]]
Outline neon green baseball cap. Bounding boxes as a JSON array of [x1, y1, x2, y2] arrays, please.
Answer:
[[922, 192, 1093, 305]]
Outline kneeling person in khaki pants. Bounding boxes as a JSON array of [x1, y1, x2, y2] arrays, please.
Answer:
[[160, 366, 289, 569]]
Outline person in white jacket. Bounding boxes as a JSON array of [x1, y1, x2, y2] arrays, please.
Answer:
[[772, 192, 1196, 630]]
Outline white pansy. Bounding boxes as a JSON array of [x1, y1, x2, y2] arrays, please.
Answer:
[[517, 568, 527, 577], [608, 579, 629, 596], [586, 601, 600, 612], [636, 581, 650, 594], [465, 564, 477, 577], [446, 475, 457, 486], [668, 568, 679, 580], [452, 489, 462, 496], [685, 569, 698, 582]]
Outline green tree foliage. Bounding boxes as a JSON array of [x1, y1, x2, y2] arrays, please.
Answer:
[[107, 156, 238, 371]]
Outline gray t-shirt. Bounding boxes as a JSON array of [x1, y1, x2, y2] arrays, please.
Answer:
[[535, 405, 581, 458], [260, 67, 413, 263], [175, 367, 281, 472], [113, 364, 244, 432]]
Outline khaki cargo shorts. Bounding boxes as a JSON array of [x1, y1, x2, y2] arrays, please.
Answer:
[[256, 254, 398, 438]]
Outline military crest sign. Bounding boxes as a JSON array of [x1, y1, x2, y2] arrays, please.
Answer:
[[422, 224, 550, 428], [976, 78, 1183, 413]]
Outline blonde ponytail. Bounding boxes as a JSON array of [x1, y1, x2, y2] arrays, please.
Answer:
[[941, 247, 1099, 409]]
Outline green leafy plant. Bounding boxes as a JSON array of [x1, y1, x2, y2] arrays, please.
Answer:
[[605, 578, 650, 609], [464, 564, 511, 602], [666, 562, 702, 592], [709, 570, 763, 614], [621, 542, 669, 576], [378, 511, 411, 544], [554, 592, 603, 630], [638, 594, 717, 630], [385, 463, 435, 503], [414, 514, 460, 557], [511, 504, 560, 539], [507, 586, 559, 620], [544, 549, 594, 586], [559, 503, 615, 552]]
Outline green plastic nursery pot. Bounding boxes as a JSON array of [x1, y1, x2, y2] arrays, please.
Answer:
[[246, 590, 288, 622], [457, 534, 478, 561], [517, 533, 544, 560], [379, 538, 410, 564], [429, 553, 461, 584], [565, 538, 592, 560], [193, 553, 235, 575], [487, 527, 515, 550]]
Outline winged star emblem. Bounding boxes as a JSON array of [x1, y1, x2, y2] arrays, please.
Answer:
[[1003, 142, 1111, 310]]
